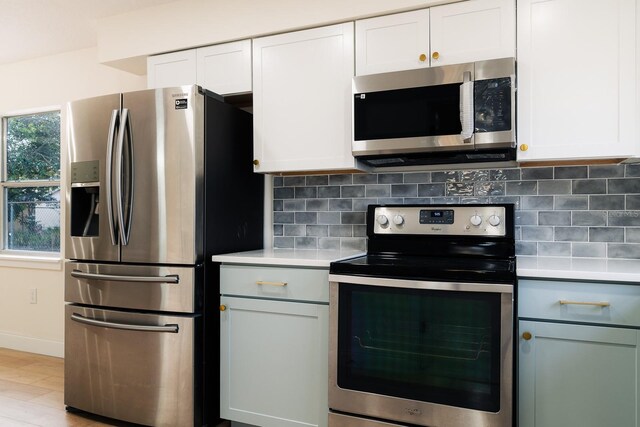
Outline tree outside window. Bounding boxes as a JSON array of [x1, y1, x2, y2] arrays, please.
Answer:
[[3, 111, 60, 253]]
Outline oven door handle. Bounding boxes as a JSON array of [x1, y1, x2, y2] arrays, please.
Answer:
[[70, 313, 179, 333], [71, 270, 179, 284]]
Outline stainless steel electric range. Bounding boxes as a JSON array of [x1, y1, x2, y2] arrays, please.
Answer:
[[328, 204, 516, 427]]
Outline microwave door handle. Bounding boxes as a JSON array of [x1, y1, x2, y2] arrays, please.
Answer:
[[460, 71, 474, 143]]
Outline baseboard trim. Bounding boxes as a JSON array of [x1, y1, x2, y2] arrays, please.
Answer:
[[0, 332, 63, 358]]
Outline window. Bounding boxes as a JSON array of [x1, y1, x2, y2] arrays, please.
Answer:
[[1, 110, 61, 253]]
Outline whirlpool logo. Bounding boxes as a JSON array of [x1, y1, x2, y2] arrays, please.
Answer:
[[405, 408, 423, 416]]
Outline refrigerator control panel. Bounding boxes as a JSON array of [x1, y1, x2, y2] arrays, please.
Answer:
[[71, 160, 99, 183]]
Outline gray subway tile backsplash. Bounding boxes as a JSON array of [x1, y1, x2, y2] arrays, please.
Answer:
[[271, 165, 640, 258], [572, 242, 607, 258], [572, 179, 606, 194], [627, 195, 640, 210], [538, 180, 571, 195], [590, 195, 625, 210], [538, 211, 571, 226], [341, 185, 366, 198], [589, 165, 625, 178], [572, 211, 607, 226], [609, 178, 640, 194], [521, 167, 553, 180], [554, 166, 587, 179]]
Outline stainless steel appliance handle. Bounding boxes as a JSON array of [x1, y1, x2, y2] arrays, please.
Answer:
[[329, 274, 513, 294], [71, 269, 179, 283], [116, 108, 133, 246], [71, 313, 179, 333], [106, 109, 119, 245], [460, 71, 474, 142]]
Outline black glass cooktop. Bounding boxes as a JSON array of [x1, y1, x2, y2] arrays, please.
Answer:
[[330, 254, 516, 284]]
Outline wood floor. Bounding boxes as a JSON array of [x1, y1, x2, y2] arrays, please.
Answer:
[[0, 347, 132, 426]]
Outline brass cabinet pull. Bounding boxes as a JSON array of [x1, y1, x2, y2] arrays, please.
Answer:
[[522, 331, 532, 341], [520, 144, 529, 151], [256, 281, 287, 287], [419, 53, 427, 62], [252, 159, 260, 166], [431, 51, 440, 60], [220, 304, 227, 311], [559, 300, 610, 307]]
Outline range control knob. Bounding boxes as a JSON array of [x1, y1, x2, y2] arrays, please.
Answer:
[[489, 215, 501, 227], [470, 214, 483, 227], [376, 215, 389, 226], [393, 215, 405, 226]]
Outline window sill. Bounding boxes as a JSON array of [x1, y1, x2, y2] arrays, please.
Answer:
[[0, 253, 61, 271]]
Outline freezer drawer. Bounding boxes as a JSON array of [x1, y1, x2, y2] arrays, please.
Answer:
[[64, 305, 200, 427], [65, 261, 200, 313]]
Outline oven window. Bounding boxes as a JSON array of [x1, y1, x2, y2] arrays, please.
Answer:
[[353, 84, 462, 141], [337, 283, 501, 412]]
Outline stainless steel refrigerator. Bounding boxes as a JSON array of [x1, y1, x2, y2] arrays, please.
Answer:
[[63, 85, 263, 427]]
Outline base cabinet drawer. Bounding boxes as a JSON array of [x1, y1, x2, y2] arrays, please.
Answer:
[[519, 279, 640, 327], [220, 264, 329, 303], [220, 296, 329, 427]]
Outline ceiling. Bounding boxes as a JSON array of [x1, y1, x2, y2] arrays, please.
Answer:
[[0, 0, 178, 65]]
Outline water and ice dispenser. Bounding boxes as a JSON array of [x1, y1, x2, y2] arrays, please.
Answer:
[[70, 160, 100, 237]]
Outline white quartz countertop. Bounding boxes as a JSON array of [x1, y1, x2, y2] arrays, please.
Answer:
[[214, 251, 640, 283], [212, 248, 364, 268], [517, 256, 640, 283]]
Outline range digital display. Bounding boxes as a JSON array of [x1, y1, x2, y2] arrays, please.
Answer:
[[420, 209, 454, 224]]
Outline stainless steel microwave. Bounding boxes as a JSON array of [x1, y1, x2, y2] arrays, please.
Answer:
[[352, 57, 516, 169]]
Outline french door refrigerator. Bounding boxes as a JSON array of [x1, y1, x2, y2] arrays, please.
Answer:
[[64, 85, 263, 427]]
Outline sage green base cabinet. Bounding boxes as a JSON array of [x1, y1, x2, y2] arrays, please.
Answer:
[[518, 279, 640, 427], [219, 264, 329, 427]]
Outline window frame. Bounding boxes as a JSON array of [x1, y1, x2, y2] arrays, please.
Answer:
[[0, 106, 62, 261]]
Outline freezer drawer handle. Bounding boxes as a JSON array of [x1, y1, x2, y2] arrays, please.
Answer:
[[71, 313, 179, 333], [71, 270, 179, 283]]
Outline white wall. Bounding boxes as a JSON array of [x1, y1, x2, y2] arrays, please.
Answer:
[[0, 47, 146, 357]]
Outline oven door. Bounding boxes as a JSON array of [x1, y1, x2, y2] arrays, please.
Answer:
[[328, 274, 514, 427]]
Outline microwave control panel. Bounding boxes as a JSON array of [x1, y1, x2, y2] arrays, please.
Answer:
[[373, 206, 507, 237]]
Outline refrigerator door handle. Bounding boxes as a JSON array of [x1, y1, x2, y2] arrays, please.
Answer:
[[116, 108, 134, 246], [70, 269, 180, 283], [106, 109, 120, 245], [71, 313, 179, 333]]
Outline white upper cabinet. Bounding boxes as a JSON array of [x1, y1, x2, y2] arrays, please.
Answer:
[[196, 40, 252, 95], [252, 23, 357, 173], [430, 0, 516, 66], [147, 40, 252, 95], [356, 9, 430, 75], [355, 0, 515, 75], [147, 50, 197, 89], [517, 0, 638, 161]]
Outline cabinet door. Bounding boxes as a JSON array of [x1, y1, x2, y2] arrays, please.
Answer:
[[517, 0, 638, 161], [196, 40, 252, 95], [252, 23, 357, 173], [355, 9, 430, 75], [430, 0, 515, 66], [519, 320, 639, 427], [220, 296, 329, 427], [147, 50, 196, 89]]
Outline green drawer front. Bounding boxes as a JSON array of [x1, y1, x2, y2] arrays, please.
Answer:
[[220, 264, 329, 303], [519, 279, 640, 328]]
